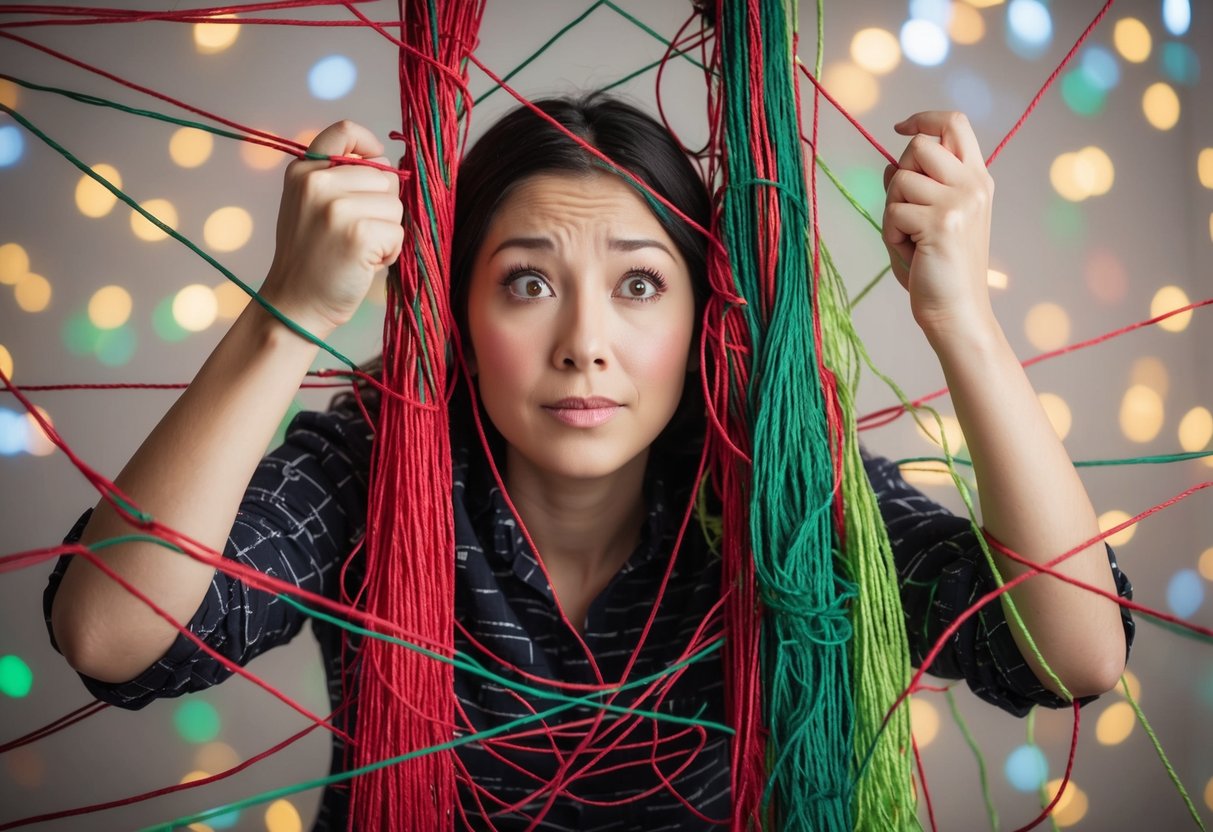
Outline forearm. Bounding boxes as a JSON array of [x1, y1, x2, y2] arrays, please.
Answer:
[[53, 300, 321, 683], [926, 313, 1126, 698]]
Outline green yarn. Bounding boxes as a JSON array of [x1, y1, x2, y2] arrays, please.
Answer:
[[1120, 677, 1207, 829], [945, 687, 999, 830]]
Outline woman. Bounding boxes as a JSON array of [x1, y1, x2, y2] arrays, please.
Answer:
[[45, 94, 1133, 829]]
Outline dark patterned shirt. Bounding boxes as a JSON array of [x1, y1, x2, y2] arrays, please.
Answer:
[[44, 398, 1134, 830]]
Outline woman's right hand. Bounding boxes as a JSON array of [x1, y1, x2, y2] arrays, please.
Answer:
[[260, 120, 405, 339]]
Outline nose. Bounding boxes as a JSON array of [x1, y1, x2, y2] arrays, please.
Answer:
[[551, 285, 608, 371]]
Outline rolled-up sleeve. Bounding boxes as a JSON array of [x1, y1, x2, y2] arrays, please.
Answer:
[[43, 400, 375, 710], [863, 448, 1135, 717]]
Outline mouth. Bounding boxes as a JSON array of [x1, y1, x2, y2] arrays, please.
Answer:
[[542, 397, 622, 428]]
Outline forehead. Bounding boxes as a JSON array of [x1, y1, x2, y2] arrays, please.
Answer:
[[485, 171, 670, 238]]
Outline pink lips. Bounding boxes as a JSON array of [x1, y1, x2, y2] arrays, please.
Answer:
[[542, 397, 622, 428]]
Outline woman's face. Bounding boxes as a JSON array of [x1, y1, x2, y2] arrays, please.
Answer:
[[466, 171, 697, 482]]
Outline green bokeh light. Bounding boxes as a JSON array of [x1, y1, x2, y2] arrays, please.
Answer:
[[174, 699, 221, 743], [62, 312, 103, 357], [1060, 69, 1106, 117], [207, 809, 241, 829], [839, 165, 885, 224], [152, 295, 190, 342], [1044, 198, 1085, 247], [94, 325, 137, 367], [1160, 42, 1200, 86], [0, 654, 34, 698]]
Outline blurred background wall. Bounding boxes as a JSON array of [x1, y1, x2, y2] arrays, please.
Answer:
[[1, 0, 1210, 829]]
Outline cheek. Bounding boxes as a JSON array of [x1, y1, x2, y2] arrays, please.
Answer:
[[625, 313, 694, 385]]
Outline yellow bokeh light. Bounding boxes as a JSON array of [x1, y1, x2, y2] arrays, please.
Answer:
[[821, 62, 879, 115], [986, 268, 1007, 290], [169, 127, 214, 168], [900, 461, 954, 488], [910, 698, 940, 748], [265, 798, 303, 832], [850, 28, 900, 75], [1151, 285, 1192, 332], [2, 746, 46, 789], [1049, 153, 1085, 202], [87, 285, 133, 330], [194, 16, 240, 54], [241, 130, 283, 171], [1199, 149, 1213, 189], [1075, 146, 1114, 196], [1045, 778, 1089, 827], [1095, 701, 1135, 745], [1206, 776, 1213, 814], [1024, 302, 1070, 351], [203, 206, 254, 253], [75, 163, 123, 219], [26, 406, 56, 457], [949, 3, 985, 45], [1198, 547, 1213, 581], [1178, 407, 1213, 453], [213, 281, 251, 320], [0, 78, 18, 109], [1098, 509, 1136, 548], [187, 825, 215, 832], [0, 242, 29, 285], [1119, 384, 1164, 443], [173, 284, 219, 332], [14, 272, 51, 312], [1037, 393, 1072, 441], [1129, 357, 1169, 397], [1142, 82, 1180, 131], [916, 414, 965, 453], [179, 770, 210, 785], [131, 198, 179, 242], [961, 0, 1004, 6], [1113, 17, 1151, 63], [195, 741, 241, 775], [1117, 668, 1141, 702], [0, 344, 12, 381]]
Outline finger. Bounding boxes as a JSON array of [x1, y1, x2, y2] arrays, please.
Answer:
[[308, 120, 385, 161], [882, 202, 931, 246], [320, 164, 401, 194], [330, 193, 405, 226], [901, 137, 966, 186], [886, 168, 948, 207], [894, 111, 982, 166]]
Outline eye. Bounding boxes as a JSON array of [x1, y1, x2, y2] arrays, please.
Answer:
[[504, 271, 554, 300], [615, 270, 666, 302]]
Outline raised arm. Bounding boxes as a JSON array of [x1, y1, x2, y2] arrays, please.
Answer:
[[882, 110, 1126, 699], [51, 121, 403, 684]]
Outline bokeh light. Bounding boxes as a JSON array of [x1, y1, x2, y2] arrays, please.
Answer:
[[0, 343, 12, 381], [195, 742, 241, 774], [153, 295, 191, 342], [265, 799, 303, 832], [25, 406, 56, 457], [3, 746, 45, 789], [1178, 407, 1213, 453], [1117, 668, 1141, 701], [1098, 509, 1136, 547], [850, 28, 900, 74], [1199, 149, 1213, 189], [63, 312, 104, 356], [94, 326, 137, 367], [1037, 392, 1072, 440], [1044, 199, 1084, 245], [1113, 18, 1151, 63], [75, 164, 122, 218], [169, 127, 214, 168], [203, 206, 254, 252], [986, 267, 1007, 289], [1160, 42, 1200, 86], [1045, 778, 1089, 826], [14, 272, 51, 312], [840, 165, 885, 220], [1060, 69, 1106, 117], [0, 242, 29, 284], [308, 55, 357, 100], [916, 413, 965, 453], [1151, 285, 1192, 332], [194, 16, 240, 53], [900, 19, 949, 67], [1129, 356, 1169, 397], [1119, 385, 1164, 443], [174, 699, 221, 743], [1167, 569, 1203, 617], [208, 809, 241, 829], [946, 71, 993, 121], [0, 78, 18, 108], [1083, 248, 1127, 304], [821, 63, 879, 114], [1079, 45, 1120, 91], [0, 654, 33, 697], [1005, 744, 1048, 792], [0, 124, 24, 167], [1142, 82, 1180, 130], [1162, 0, 1191, 37], [1206, 777, 1213, 815], [88, 285, 133, 330], [131, 198, 180, 242], [1024, 302, 1070, 351], [173, 284, 219, 332], [910, 697, 940, 747], [213, 281, 251, 320], [1198, 548, 1213, 582], [1005, 0, 1052, 58], [1049, 147, 1114, 201], [241, 130, 283, 171], [0, 408, 26, 455], [948, 3, 985, 45], [1094, 700, 1135, 745]]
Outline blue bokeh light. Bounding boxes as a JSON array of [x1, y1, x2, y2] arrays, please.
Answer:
[[0, 125, 24, 168], [901, 19, 949, 67], [1006, 0, 1053, 59], [308, 55, 357, 100], [909, 0, 952, 27], [946, 71, 993, 121], [1005, 744, 1049, 792], [1080, 45, 1120, 91], [1160, 42, 1200, 86], [1163, 0, 1191, 37], [1166, 569, 1204, 618], [0, 408, 28, 456]]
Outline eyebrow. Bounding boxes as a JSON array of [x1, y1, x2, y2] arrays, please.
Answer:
[[488, 236, 674, 259]]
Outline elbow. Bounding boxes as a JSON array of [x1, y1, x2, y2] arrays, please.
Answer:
[[52, 601, 144, 685], [1050, 649, 1127, 701]]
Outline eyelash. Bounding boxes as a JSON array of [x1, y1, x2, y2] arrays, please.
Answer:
[[500, 263, 669, 303]]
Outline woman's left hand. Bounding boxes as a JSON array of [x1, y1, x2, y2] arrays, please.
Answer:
[[882, 111, 995, 341]]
